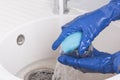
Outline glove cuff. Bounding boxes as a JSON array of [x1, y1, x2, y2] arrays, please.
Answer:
[[110, 0, 120, 3], [113, 52, 120, 73], [109, 0, 120, 20]]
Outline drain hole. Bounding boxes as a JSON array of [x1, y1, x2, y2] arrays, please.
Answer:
[[24, 68, 54, 80]]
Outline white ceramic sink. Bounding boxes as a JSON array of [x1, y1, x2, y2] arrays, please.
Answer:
[[0, 15, 119, 80]]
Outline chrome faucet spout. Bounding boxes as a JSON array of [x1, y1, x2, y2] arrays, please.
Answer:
[[53, 0, 69, 14]]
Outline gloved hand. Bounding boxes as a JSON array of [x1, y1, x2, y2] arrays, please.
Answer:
[[52, 0, 120, 55], [111, 0, 120, 3], [58, 48, 120, 73]]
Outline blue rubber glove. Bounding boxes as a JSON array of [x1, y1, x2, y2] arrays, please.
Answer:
[[52, 0, 120, 55], [58, 48, 120, 73]]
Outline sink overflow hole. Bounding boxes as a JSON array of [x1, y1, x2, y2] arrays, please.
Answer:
[[17, 34, 25, 46]]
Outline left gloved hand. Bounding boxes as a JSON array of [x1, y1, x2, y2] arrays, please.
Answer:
[[58, 48, 120, 73]]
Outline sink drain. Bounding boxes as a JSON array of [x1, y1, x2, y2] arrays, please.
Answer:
[[24, 68, 54, 80]]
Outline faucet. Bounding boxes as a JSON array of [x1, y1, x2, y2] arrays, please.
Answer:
[[53, 0, 69, 14]]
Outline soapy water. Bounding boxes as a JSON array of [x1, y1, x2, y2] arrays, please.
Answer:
[[52, 61, 114, 80], [52, 62, 82, 80]]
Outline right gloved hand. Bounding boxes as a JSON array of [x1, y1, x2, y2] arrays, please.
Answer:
[[52, 0, 120, 56]]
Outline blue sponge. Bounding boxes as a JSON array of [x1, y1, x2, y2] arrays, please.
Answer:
[[61, 32, 82, 54]]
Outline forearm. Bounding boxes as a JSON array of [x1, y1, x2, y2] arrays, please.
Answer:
[[74, 0, 120, 38], [94, 1, 120, 31], [108, 1, 120, 21]]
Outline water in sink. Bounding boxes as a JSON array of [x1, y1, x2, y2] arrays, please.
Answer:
[[52, 62, 114, 80], [52, 62, 81, 80]]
